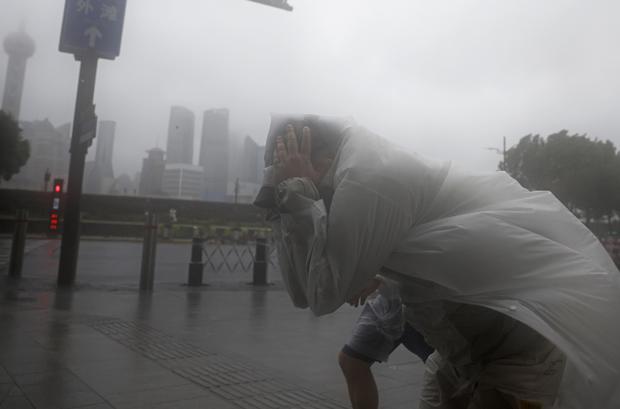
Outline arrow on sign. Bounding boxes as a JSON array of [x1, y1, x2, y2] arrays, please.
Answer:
[[84, 26, 102, 47]]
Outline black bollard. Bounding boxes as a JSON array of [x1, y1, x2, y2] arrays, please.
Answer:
[[253, 238, 268, 285], [140, 211, 158, 291], [9, 209, 28, 278], [187, 236, 204, 286]]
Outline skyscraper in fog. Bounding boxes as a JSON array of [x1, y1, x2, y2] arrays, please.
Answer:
[[2, 26, 35, 120], [227, 135, 265, 203], [165, 106, 194, 164], [199, 108, 229, 201], [84, 121, 116, 194], [256, 145, 265, 183], [240, 135, 260, 184], [95, 121, 115, 178], [139, 148, 165, 196]]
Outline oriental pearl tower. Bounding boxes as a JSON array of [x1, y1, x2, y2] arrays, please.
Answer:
[[2, 26, 35, 120]]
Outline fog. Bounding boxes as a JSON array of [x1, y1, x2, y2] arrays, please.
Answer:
[[1, 0, 619, 177]]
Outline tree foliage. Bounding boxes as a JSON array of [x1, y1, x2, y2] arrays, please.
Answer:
[[503, 130, 620, 221], [0, 110, 30, 182]]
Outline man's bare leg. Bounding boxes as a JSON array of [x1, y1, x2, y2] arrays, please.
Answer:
[[338, 351, 378, 409]]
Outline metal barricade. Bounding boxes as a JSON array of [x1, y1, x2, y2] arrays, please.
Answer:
[[199, 237, 280, 283]]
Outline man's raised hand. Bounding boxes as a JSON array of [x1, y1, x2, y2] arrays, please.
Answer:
[[274, 124, 320, 184]]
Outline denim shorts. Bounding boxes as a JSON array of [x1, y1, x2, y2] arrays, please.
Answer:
[[343, 302, 433, 364]]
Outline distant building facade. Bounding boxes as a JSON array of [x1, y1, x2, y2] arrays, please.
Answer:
[[138, 148, 165, 196], [5, 119, 71, 190], [95, 121, 115, 178], [256, 145, 265, 183], [83, 161, 96, 193], [165, 106, 194, 165], [227, 135, 265, 204], [84, 120, 116, 194], [2, 27, 35, 120], [240, 135, 260, 184], [226, 180, 262, 204], [109, 173, 137, 195], [162, 164, 204, 199], [199, 108, 229, 201]]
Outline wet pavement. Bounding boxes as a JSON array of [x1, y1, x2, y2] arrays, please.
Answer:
[[0, 238, 425, 408]]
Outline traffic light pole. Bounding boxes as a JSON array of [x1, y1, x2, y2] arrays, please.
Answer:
[[57, 53, 98, 286]]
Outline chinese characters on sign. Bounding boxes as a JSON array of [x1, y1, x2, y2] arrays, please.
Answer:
[[59, 0, 126, 60], [76, 0, 95, 15], [100, 3, 118, 21]]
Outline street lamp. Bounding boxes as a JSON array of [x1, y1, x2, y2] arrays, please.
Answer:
[[246, 0, 293, 11], [485, 136, 507, 170]]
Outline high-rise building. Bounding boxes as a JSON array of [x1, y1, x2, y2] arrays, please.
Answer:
[[227, 135, 264, 204], [240, 135, 260, 184], [165, 106, 194, 164], [199, 108, 229, 201], [84, 121, 116, 194], [4, 119, 70, 190], [2, 27, 35, 120], [256, 145, 266, 183], [162, 164, 204, 199], [83, 161, 96, 193], [138, 148, 165, 196], [95, 121, 115, 179]]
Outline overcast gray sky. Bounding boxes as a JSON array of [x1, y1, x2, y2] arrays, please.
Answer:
[[1, 0, 619, 177]]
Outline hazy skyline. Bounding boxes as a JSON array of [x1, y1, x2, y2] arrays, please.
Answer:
[[1, 0, 619, 178]]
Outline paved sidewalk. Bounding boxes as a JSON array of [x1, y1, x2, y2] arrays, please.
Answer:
[[0, 239, 426, 409]]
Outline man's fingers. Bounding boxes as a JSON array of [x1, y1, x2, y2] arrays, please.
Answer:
[[286, 124, 299, 155], [301, 126, 312, 156], [272, 147, 279, 164], [276, 136, 288, 164]]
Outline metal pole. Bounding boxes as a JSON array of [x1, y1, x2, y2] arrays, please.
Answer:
[[502, 136, 507, 169], [253, 238, 268, 285], [149, 213, 158, 288], [9, 209, 28, 278], [57, 54, 98, 286], [234, 178, 239, 205], [187, 235, 204, 286], [140, 211, 158, 291]]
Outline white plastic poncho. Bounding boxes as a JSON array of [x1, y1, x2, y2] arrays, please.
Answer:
[[263, 115, 620, 408]]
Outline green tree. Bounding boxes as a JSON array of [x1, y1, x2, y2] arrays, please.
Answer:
[[0, 110, 30, 182], [502, 134, 548, 190], [503, 130, 620, 223]]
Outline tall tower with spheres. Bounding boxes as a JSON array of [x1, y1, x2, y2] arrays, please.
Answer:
[[2, 25, 35, 120]]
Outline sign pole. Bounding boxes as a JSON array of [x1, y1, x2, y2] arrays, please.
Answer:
[[57, 53, 98, 286], [57, 0, 126, 285]]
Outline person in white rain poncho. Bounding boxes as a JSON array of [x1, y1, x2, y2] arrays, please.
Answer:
[[253, 114, 620, 409]]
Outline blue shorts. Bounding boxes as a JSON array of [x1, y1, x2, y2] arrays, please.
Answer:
[[342, 303, 433, 364]]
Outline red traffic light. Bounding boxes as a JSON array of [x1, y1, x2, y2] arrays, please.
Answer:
[[52, 178, 63, 194], [49, 178, 64, 234]]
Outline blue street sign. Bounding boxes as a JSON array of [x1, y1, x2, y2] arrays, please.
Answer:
[[59, 0, 127, 60]]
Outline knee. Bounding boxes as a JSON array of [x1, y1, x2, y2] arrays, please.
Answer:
[[338, 350, 367, 379], [338, 350, 349, 372]]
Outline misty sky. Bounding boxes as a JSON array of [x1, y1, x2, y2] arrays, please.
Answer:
[[1, 0, 619, 178]]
